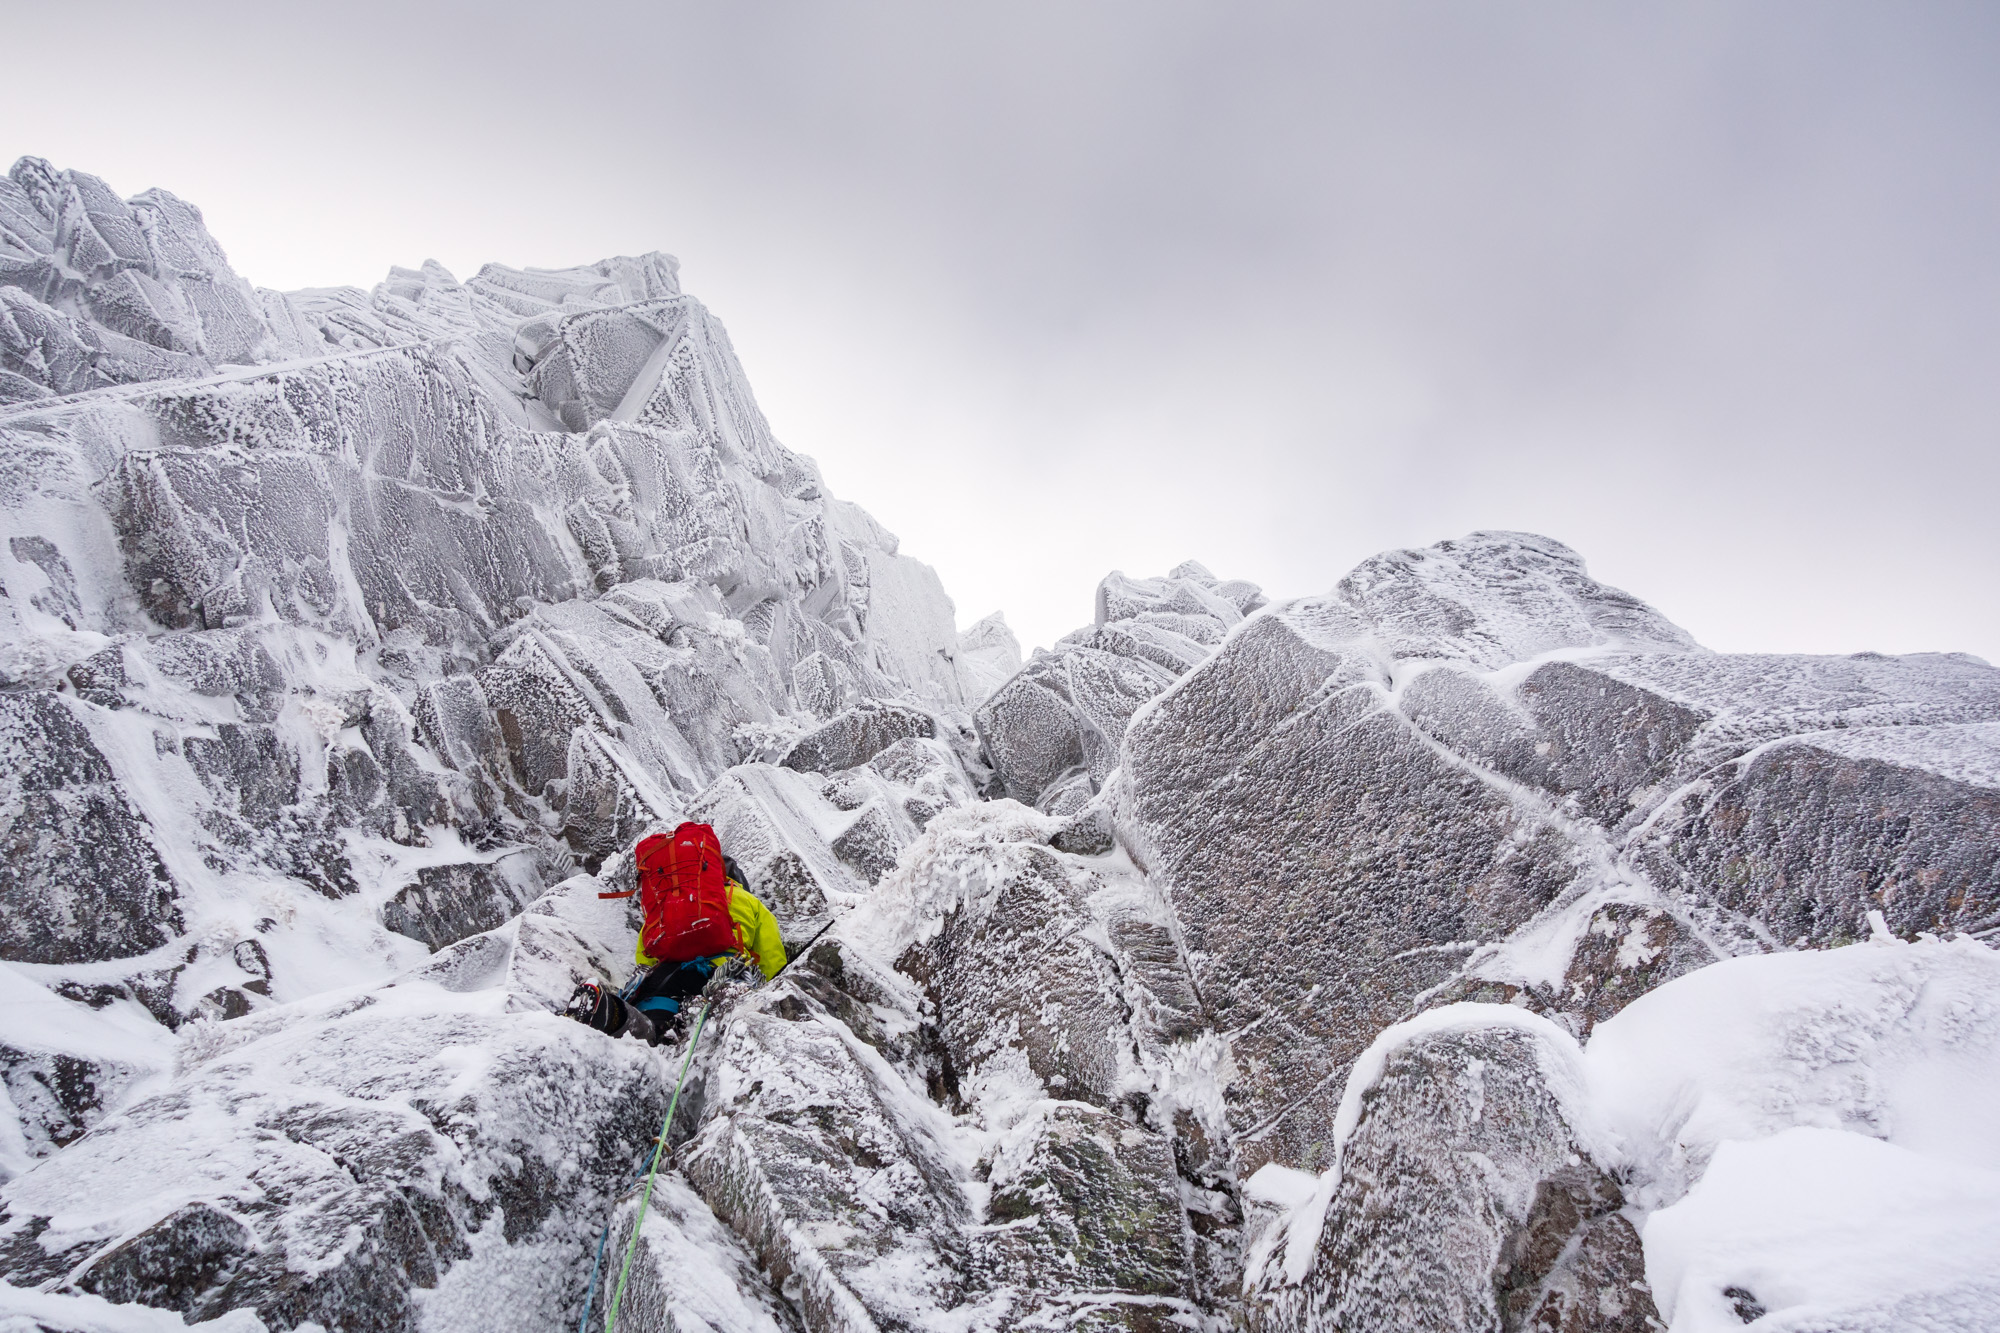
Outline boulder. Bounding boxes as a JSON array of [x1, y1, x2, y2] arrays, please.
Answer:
[[1251, 1019, 1657, 1333], [974, 564, 1261, 809], [779, 700, 936, 775], [379, 852, 545, 951], [984, 1102, 1193, 1312]]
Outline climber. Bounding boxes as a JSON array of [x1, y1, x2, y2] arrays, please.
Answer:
[[566, 822, 786, 1044]]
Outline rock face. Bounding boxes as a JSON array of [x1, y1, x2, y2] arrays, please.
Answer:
[[0, 690, 181, 964], [0, 157, 1024, 1331], [667, 803, 1223, 1333], [1250, 1019, 1656, 1333], [0, 158, 320, 404], [1116, 532, 2000, 1175], [974, 562, 1262, 811], [0, 156, 1010, 1173], [0, 878, 667, 1333], [2, 161, 1996, 1333]]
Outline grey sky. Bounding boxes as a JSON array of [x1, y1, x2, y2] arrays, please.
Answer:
[[9, 1, 1997, 657]]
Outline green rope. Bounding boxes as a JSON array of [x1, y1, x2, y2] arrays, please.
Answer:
[[603, 999, 711, 1333]]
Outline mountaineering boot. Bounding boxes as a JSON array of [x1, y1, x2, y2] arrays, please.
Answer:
[[563, 981, 632, 1036], [619, 1005, 661, 1045]]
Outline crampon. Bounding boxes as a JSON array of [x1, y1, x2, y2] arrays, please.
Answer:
[[562, 980, 630, 1035]]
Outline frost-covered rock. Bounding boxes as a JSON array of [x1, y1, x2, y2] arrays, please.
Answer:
[[975, 563, 1261, 809], [0, 157, 1007, 1202], [6, 159, 2000, 1333], [779, 701, 935, 775], [601, 1172, 800, 1333], [1247, 1012, 1656, 1333], [682, 740, 978, 940], [641, 801, 1229, 1332], [983, 1101, 1193, 1322], [1123, 592, 1587, 1170], [1638, 720, 2000, 946], [0, 159, 318, 404], [678, 952, 975, 1333], [1242, 917, 2000, 1332], [896, 835, 1136, 1109], [950, 613, 1023, 708], [0, 877, 662, 1333], [1120, 532, 2000, 1177], [0, 690, 181, 964], [1095, 532, 2000, 1328]]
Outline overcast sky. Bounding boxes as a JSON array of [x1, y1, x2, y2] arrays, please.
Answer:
[[9, 1, 1997, 658]]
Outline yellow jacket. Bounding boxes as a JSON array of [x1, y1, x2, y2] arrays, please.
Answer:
[[636, 881, 787, 980]]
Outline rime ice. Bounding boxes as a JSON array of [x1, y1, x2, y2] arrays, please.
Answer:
[[2, 161, 1997, 1333]]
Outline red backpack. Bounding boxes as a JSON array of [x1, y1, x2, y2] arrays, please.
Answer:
[[632, 823, 744, 965]]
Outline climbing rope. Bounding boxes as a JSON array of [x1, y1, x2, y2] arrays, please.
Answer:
[[576, 923, 837, 1331], [575, 1212, 615, 1333], [596, 998, 712, 1333]]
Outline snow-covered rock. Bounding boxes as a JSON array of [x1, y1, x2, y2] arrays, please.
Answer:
[[662, 799, 1226, 1332], [1247, 1013, 1655, 1333], [1245, 933, 2000, 1330], [0, 156, 1010, 1201], [1119, 532, 2000, 1175], [0, 876, 661, 1333], [974, 562, 1261, 811], [4, 160, 1997, 1333], [0, 159, 318, 405], [600, 1172, 800, 1333], [778, 701, 936, 776]]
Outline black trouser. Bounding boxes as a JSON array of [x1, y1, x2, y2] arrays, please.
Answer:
[[627, 956, 722, 1015]]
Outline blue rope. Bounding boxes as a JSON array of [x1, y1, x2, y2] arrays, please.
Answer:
[[575, 1045, 674, 1333], [605, 1000, 711, 1333], [575, 1214, 614, 1333], [570, 1002, 712, 1333]]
